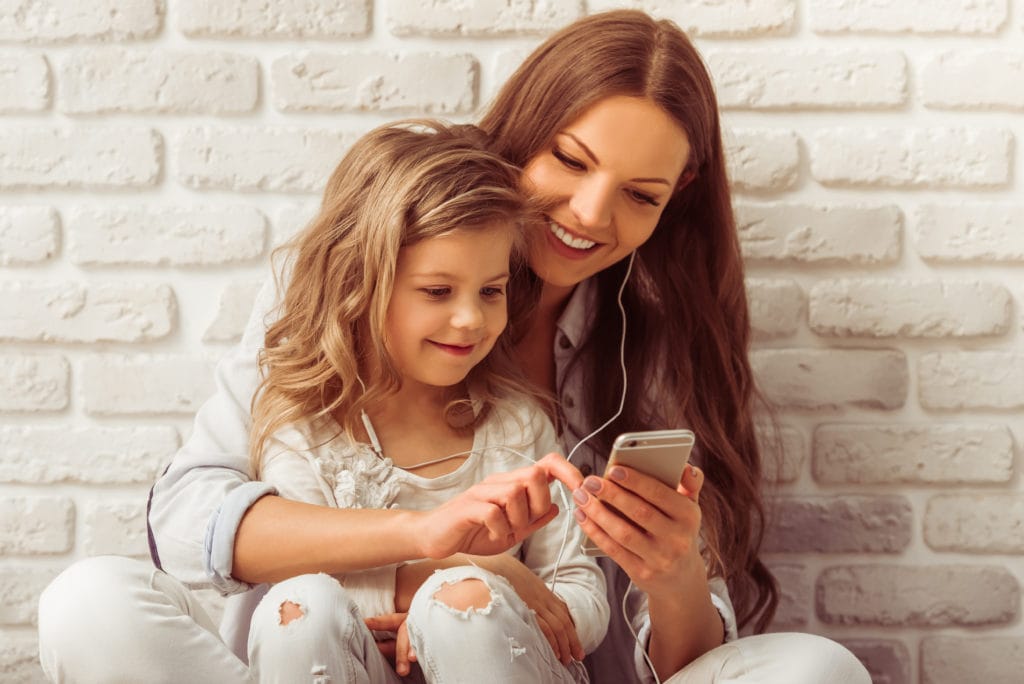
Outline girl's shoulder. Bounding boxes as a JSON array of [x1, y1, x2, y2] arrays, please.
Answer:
[[264, 412, 348, 458], [479, 396, 558, 461]]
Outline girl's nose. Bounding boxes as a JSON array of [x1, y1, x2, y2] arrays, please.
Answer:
[[451, 300, 484, 331]]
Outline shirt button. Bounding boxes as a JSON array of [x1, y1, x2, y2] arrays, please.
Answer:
[[580, 464, 592, 477], [558, 335, 571, 349], [564, 395, 575, 409]]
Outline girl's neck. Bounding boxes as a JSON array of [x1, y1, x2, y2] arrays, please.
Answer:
[[357, 382, 474, 478]]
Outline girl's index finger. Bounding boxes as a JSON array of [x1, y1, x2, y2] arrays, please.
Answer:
[[537, 452, 584, 491]]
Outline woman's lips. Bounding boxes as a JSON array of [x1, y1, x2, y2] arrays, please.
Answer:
[[545, 219, 599, 261]]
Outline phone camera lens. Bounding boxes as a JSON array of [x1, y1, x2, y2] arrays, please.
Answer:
[[627, 440, 637, 448]]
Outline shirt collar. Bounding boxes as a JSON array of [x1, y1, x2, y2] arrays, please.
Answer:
[[555, 277, 598, 349]]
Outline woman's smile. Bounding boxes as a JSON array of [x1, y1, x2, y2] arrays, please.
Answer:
[[546, 217, 601, 260]]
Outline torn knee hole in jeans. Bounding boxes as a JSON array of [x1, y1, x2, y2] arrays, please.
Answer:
[[278, 600, 305, 626], [432, 578, 494, 617]]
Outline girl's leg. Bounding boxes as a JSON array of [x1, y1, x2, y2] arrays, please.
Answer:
[[406, 566, 586, 684], [247, 573, 402, 684], [38, 555, 250, 683], [665, 632, 870, 684]]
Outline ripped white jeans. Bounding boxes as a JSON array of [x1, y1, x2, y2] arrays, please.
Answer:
[[248, 566, 585, 683], [38, 556, 869, 684]]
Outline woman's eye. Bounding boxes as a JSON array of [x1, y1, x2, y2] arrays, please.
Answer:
[[421, 287, 450, 298], [552, 147, 586, 171], [481, 286, 505, 298], [628, 189, 660, 207]]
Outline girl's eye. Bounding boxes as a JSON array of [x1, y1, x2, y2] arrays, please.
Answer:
[[480, 286, 505, 298], [628, 189, 660, 207], [421, 287, 450, 298], [552, 147, 586, 171]]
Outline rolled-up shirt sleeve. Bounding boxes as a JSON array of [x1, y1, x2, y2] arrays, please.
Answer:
[[148, 278, 280, 594], [203, 481, 279, 594]]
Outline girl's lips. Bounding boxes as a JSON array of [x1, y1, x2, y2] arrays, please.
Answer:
[[544, 221, 600, 261], [428, 341, 475, 356]]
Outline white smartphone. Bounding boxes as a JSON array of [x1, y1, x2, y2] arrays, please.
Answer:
[[580, 429, 696, 557]]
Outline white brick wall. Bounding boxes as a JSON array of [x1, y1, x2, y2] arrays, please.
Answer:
[[2, 1, 1023, 682]]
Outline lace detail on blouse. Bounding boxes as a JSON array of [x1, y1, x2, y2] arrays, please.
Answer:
[[314, 442, 401, 509]]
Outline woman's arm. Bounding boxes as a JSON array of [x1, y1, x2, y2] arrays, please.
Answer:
[[570, 464, 724, 679], [147, 279, 277, 593]]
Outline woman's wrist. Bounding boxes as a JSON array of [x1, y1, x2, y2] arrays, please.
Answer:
[[645, 563, 724, 678]]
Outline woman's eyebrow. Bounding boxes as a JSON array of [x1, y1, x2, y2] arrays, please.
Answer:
[[563, 132, 672, 186]]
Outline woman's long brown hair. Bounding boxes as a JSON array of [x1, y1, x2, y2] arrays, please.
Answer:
[[480, 10, 778, 632]]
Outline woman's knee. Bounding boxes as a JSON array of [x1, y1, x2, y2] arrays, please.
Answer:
[[38, 556, 162, 681], [39, 556, 152, 632], [759, 633, 871, 684]]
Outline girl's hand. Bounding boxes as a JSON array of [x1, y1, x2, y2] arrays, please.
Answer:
[[415, 453, 582, 558], [470, 553, 584, 665], [365, 613, 416, 676], [571, 464, 705, 598]]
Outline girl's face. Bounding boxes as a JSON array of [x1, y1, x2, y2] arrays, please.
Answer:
[[522, 95, 691, 293], [385, 224, 514, 392]]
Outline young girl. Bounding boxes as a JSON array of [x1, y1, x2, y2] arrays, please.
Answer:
[[40, 10, 870, 684], [243, 120, 608, 681]]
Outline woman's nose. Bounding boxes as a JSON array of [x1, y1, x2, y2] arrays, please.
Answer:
[[569, 176, 614, 230]]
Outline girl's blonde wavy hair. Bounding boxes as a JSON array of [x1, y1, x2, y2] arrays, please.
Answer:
[[250, 120, 542, 474]]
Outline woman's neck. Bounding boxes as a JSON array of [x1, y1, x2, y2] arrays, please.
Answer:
[[539, 281, 576, 317], [514, 282, 577, 398]]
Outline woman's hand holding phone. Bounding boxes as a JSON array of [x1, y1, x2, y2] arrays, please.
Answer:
[[571, 437, 705, 599]]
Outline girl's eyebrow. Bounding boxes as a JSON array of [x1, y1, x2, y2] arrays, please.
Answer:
[[410, 270, 511, 280], [562, 132, 672, 186]]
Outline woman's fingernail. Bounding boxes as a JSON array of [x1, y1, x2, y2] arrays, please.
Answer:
[[574, 508, 587, 522], [690, 465, 700, 478], [572, 488, 589, 505], [582, 476, 602, 493], [608, 466, 626, 482]]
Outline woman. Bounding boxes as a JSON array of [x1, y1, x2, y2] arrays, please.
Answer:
[[38, 10, 869, 684]]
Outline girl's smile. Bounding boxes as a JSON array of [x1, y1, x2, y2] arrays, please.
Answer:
[[427, 340, 477, 356]]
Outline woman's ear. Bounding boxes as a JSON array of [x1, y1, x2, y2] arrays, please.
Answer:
[[676, 170, 696, 192]]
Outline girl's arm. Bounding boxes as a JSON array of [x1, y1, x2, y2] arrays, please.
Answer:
[[516, 411, 610, 656], [234, 459, 569, 584]]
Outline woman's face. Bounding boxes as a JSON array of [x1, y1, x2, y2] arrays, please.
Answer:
[[522, 95, 691, 293]]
